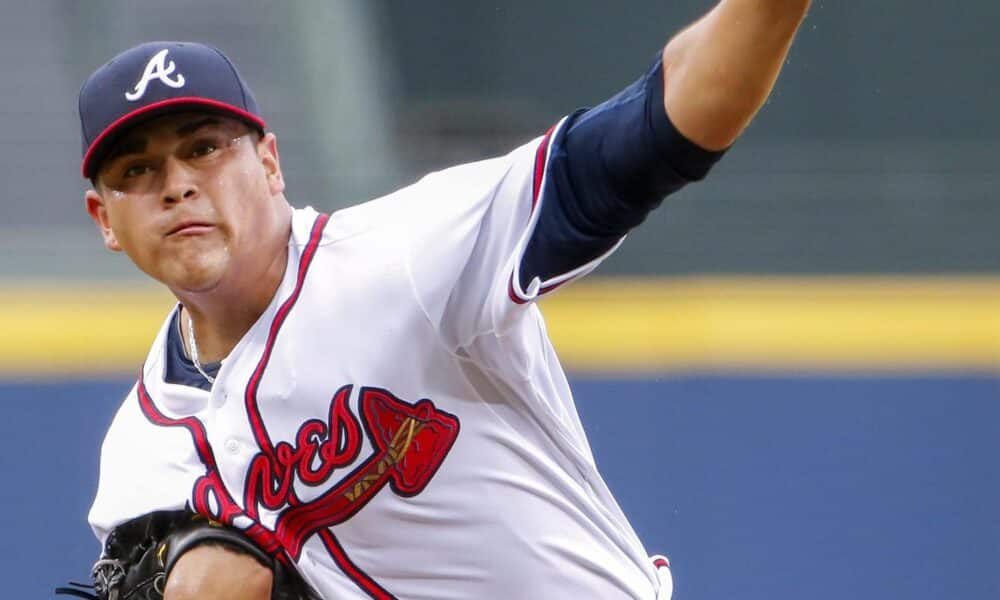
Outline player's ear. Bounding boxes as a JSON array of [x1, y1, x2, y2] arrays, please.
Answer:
[[256, 132, 284, 195], [85, 189, 123, 252]]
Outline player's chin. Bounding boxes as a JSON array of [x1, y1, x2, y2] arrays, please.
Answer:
[[158, 254, 229, 294]]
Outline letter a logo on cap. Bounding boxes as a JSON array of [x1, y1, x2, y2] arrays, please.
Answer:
[[125, 48, 186, 101]]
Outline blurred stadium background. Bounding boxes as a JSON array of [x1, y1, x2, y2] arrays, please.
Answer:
[[1, 1, 998, 598]]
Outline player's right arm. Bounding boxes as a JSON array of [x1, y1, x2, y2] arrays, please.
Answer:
[[407, 1, 811, 347], [661, 0, 812, 150], [513, 0, 811, 302]]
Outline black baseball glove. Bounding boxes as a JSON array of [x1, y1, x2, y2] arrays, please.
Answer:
[[56, 510, 319, 600]]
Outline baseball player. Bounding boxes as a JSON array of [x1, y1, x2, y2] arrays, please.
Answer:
[[66, 2, 810, 599]]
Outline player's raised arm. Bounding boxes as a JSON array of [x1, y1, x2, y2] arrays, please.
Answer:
[[662, 0, 811, 150], [504, 1, 810, 304]]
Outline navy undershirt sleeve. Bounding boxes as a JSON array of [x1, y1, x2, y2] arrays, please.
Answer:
[[518, 57, 727, 289]]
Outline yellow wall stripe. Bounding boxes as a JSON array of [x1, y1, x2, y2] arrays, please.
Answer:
[[1, 283, 174, 377], [1, 277, 998, 376], [540, 276, 1000, 373]]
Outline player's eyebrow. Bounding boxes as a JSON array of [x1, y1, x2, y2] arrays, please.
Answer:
[[103, 138, 146, 163], [175, 117, 223, 137]]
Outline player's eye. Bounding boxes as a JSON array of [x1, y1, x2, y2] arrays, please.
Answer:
[[189, 140, 219, 158], [122, 163, 153, 178]]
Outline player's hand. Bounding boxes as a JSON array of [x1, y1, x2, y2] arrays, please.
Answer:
[[163, 544, 273, 600]]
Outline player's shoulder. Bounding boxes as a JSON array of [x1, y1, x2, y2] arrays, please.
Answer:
[[294, 137, 544, 244], [411, 138, 538, 197], [101, 381, 143, 443], [98, 376, 184, 454], [413, 135, 543, 202]]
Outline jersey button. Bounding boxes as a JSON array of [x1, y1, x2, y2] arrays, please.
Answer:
[[225, 439, 240, 454]]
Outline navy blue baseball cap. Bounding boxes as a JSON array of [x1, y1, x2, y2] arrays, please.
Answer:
[[79, 41, 267, 179]]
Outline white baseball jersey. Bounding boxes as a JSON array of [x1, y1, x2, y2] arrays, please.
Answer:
[[90, 121, 671, 599]]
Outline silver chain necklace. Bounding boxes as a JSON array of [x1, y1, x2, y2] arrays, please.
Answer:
[[186, 312, 216, 384]]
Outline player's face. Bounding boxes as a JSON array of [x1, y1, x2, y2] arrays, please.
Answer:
[[85, 113, 288, 293]]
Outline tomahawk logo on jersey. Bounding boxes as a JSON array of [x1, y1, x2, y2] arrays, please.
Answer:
[[90, 58, 720, 600]]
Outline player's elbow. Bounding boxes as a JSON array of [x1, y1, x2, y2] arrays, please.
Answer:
[[163, 544, 273, 600]]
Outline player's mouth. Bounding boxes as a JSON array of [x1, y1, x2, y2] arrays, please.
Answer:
[[166, 221, 216, 237]]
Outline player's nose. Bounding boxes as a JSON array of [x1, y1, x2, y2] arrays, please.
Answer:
[[161, 155, 199, 204]]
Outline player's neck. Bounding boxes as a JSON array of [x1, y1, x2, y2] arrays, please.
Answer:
[[175, 237, 290, 364]]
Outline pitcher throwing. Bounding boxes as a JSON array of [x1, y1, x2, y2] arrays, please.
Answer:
[[65, 2, 810, 598]]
